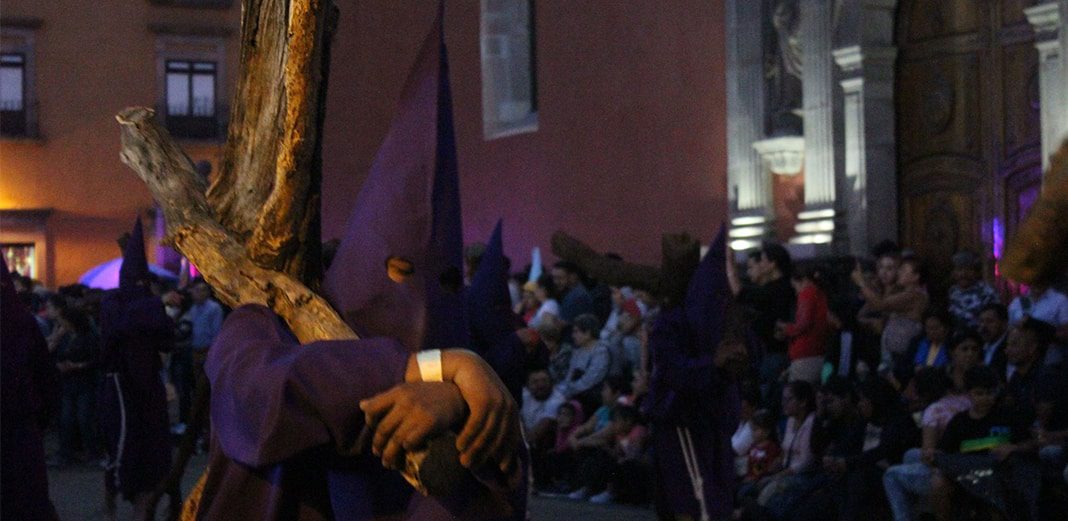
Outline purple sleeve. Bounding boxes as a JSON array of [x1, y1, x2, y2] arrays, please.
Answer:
[[206, 305, 411, 467], [649, 314, 720, 394]]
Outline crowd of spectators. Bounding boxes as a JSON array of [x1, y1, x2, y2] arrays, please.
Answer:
[[510, 240, 1068, 520], [8, 234, 1068, 520], [7, 272, 225, 467]]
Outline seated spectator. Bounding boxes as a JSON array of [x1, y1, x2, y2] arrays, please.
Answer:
[[1007, 281, 1068, 365], [552, 261, 594, 323], [536, 314, 571, 384], [945, 330, 983, 392], [930, 366, 1037, 521], [856, 244, 902, 337], [1002, 318, 1056, 421], [580, 404, 651, 505], [604, 298, 643, 379], [599, 286, 633, 340], [555, 314, 611, 412], [521, 369, 566, 442], [517, 282, 540, 325], [912, 309, 952, 372], [775, 265, 831, 384], [525, 274, 560, 330], [566, 377, 631, 454], [733, 383, 763, 478], [741, 381, 817, 518], [882, 368, 969, 521], [947, 251, 998, 331], [977, 303, 1010, 381], [740, 409, 782, 496], [532, 400, 584, 492]]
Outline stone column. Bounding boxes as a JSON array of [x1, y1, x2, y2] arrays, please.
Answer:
[[794, 0, 837, 248], [726, 0, 771, 250], [833, 41, 897, 255], [1025, 1, 1068, 172]]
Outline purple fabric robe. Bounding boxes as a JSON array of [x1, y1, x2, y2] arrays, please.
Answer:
[[196, 305, 523, 521], [1, 258, 60, 521], [98, 217, 174, 500], [643, 226, 740, 520], [194, 8, 527, 519]]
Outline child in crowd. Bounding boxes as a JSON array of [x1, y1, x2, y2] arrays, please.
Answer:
[[743, 410, 782, 489]]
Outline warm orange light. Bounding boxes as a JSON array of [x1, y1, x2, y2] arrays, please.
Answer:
[[386, 256, 414, 283]]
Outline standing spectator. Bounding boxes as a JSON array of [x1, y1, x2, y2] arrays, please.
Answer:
[[857, 244, 902, 337], [186, 279, 224, 356], [853, 256, 929, 378], [946, 251, 998, 330], [912, 310, 952, 373], [776, 265, 831, 384], [728, 242, 796, 409], [552, 261, 594, 323], [49, 305, 101, 467], [555, 313, 610, 412], [977, 303, 1010, 381]]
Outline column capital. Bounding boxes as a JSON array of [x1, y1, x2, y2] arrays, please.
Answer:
[[1025, 3, 1062, 36], [833, 45, 898, 75]]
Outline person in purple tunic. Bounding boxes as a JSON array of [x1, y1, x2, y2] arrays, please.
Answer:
[[189, 10, 525, 521], [643, 226, 748, 521], [97, 217, 175, 520], [1, 257, 61, 521]]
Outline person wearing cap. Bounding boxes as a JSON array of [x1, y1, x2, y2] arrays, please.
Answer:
[[947, 251, 999, 330], [604, 298, 644, 379]]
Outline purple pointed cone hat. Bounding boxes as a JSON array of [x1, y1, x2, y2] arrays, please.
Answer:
[[119, 216, 150, 290], [465, 220, 514, 349], [684, 224, 729, 351], [324, 10, 468, 352]]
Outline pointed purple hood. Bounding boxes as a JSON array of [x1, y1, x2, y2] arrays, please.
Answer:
[[119, 216, 150, 290], [323, 13, 467, 352], [465, 220, 514, 349], [684, 224, 729, 351]]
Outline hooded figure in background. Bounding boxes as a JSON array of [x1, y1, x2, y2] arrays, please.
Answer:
[[97, 216, 175, 518], [644, 225, 746, 521], [464, 220, 543, 403], [193, 10, 524, 521], [1, 256, 61, 521]]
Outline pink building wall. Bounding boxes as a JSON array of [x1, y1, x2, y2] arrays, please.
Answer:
[[321, 0, 728, 267]]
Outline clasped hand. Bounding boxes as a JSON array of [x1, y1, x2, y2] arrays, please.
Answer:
[[359, 349, 519, 475]]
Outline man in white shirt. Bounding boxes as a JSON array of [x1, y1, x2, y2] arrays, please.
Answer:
[[521, 369, 565, 436]]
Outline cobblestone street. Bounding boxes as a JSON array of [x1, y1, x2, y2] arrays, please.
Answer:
[[47, 455, 656, 521]]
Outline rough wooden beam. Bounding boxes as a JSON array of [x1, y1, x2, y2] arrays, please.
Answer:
[[247, 0, 337, 282], [117, 107, 355, 343], [550, 230, 662, 293]]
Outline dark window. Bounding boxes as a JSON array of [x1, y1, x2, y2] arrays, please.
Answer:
[[165, 60, 218, 139], [1, 53, 27, 136]]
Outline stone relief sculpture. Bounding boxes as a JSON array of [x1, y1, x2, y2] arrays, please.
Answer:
[[765, 0, 803, 136]]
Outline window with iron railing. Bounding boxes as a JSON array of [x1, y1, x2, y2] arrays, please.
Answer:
[[1, 53, 27, 136], [165, 59, 218, 139]]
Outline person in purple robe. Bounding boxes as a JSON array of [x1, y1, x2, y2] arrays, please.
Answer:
[[643, 226, 748, 521], [1, 257, 61, 521], [97, 217, 175, 520], [189, 10, 525, 520]]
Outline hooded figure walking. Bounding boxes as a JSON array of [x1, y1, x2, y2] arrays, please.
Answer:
[[98, 217, 175, 520], [644, 227, 748, 521], [185, 10, 526, 520]]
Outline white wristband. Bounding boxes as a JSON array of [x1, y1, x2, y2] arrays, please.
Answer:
[[416, 349, 443, 382]]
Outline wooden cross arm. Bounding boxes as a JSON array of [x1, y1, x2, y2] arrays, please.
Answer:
[[116, 106, 355, 343]]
